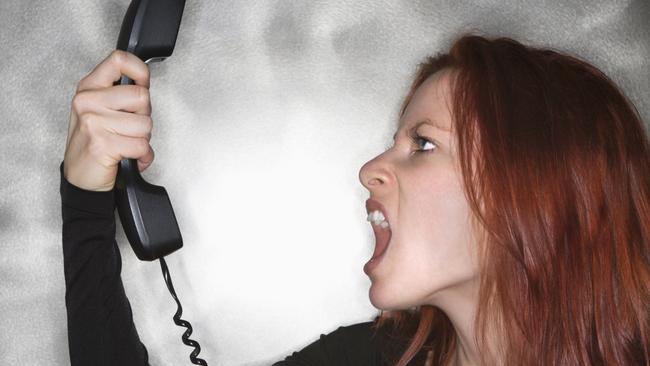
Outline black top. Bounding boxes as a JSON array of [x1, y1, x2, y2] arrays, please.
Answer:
[[59, 161, 389, 366]]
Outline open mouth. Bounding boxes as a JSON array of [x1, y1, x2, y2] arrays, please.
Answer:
[[370, 220, 391, 260], [365, 198, 392, 274]]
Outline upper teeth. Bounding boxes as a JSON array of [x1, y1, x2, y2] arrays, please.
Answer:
[[367, 210, 390, 229]]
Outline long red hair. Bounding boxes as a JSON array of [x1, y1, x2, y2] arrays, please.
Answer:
[[370, 33, 650, 366]]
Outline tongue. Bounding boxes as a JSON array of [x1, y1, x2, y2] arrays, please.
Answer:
[[371, 225, 391, 259]]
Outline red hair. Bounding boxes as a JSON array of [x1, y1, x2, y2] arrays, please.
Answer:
[[370, 33, 650, 366]]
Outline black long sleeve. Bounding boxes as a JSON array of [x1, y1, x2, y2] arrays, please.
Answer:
[[60, 160, 385, 365], [60, 161, 150, 366], [272, 321, 382, 365]]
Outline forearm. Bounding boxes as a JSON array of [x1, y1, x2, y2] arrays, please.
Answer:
[[60, 161, 149, 366]]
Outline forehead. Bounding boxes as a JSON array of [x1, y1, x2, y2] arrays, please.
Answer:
[[397, 69, 454, 133]]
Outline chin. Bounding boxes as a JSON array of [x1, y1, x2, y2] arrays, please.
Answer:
[[368, 282, 415, 311]]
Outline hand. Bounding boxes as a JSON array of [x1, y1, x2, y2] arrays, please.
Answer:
[[63, 50, 155, 192]]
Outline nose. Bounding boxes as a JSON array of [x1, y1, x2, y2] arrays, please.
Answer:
[[358, 152, 392, 194]]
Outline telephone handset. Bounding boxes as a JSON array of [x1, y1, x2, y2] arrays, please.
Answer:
[[114, 0, 185, 261], [113, 1, 209, 365]]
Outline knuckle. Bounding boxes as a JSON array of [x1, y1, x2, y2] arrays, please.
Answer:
[[142, 64, 150, 80], [71, 92, 89, 114], [77, 112, 98, 133], [144, 116, 153, 132], [111, 50, 126, 67], [139, 138, 150, 155], [135, 85, 150, 103]]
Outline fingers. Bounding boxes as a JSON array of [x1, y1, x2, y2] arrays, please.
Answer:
[[106, 133, 155, 172], [64, 50, 158, 191], [104, 133, 152, 165], [104, 109, 153, 139], [104, 131, 155, 173], [77, 50, 150, 92], [77, 110, 152, 141], [81, 110, 154, 171], [137, 145, 155, 172], [72, 84, 152, 116]]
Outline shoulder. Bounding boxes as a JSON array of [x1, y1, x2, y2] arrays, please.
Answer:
[[316, 320, 379, 352], [328, 320, 377, 338], [273, 320, 381, 366], [317, 320, 382, 365]]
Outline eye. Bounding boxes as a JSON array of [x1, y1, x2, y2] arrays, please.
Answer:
[[410, 132, 438, 154]]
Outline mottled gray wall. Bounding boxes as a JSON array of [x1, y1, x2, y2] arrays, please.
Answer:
[[1, 0, 648, 365]]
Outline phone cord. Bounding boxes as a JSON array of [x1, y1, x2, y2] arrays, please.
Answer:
[[159, 257, 209, 365]]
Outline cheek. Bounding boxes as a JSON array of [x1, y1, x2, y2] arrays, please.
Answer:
[[404, 174, 478, 287], [414, 170, 469, 248]]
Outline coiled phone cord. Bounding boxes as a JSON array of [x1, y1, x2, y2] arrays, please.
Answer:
[[159, 257, 208, 365]]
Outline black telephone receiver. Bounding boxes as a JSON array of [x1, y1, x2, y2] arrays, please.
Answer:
[[113, 1, 208, 365], [114, 0, 185, 261]]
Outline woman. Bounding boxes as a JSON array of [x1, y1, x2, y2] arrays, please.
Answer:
[[61, 33, 650, 365]]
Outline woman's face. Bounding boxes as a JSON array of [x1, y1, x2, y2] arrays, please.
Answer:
[[358, 69, 480, 310]]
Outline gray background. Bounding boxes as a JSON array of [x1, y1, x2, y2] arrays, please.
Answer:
[[1, 0, 648, 365]]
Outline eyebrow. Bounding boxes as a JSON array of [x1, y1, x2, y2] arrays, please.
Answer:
[[393, 119, 450, 141]]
